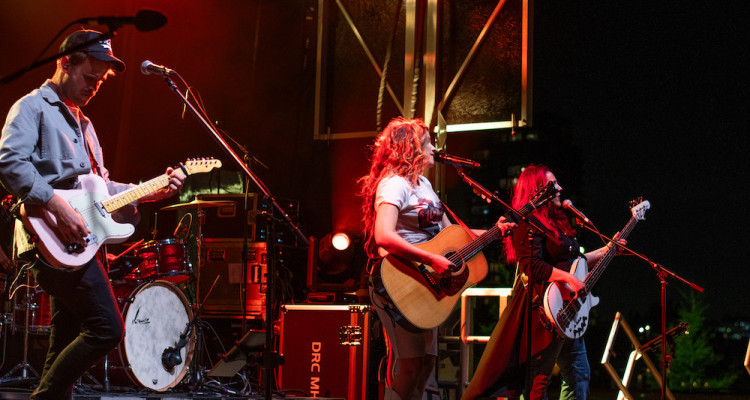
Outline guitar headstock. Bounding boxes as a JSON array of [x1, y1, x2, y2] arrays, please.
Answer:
[[182, 158, 222, 175], [629, 197, 650, 220], [529, 181, 558, 208]]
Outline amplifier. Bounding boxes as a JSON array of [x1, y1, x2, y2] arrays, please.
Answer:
[[195, 193, 264, 240], [194, 194, 300, 245], [199, 239, 267, 319], [280, 304, 370, 400]]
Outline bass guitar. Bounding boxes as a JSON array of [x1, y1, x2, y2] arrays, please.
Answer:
[[378, 181, 558, 330], [20, 158, 222, 270], [543, 198, 650, 339]]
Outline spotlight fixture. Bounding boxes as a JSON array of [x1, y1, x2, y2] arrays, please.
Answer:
[[331, 232, 350, 251]]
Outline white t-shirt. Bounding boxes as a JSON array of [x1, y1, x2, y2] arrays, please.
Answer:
[[375, 174, 444, 245]]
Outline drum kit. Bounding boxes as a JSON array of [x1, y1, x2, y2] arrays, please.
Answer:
[[0, 198, 263, 393]]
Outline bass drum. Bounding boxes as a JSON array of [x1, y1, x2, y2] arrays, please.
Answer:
[[109, 280, 195, 391]]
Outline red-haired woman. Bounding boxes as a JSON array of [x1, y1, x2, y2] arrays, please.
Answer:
[[462, 164, 623, 400], [359, 117, 514, 400]]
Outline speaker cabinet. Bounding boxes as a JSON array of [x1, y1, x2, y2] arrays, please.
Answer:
[[199, 239, 267, 319]]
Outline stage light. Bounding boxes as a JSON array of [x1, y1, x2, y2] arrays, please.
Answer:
[[316, 233, 354, 276], [307, 233, 362, 293], [331, 232, 350, 251]]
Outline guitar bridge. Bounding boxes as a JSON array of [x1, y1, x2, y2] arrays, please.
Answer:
[[418, 264, 442, 295]]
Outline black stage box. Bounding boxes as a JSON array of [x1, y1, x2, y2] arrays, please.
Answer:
[[199, 239, 267, 320], [194, 193, 300, 244]]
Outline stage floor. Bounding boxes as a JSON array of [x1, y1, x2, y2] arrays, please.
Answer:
[[0, 390, 342, 400]]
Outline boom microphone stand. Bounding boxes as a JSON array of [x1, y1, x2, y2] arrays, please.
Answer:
[[576, 225, 703, 400], [149, 68, 309, 400], [449, 167, 558, 396]]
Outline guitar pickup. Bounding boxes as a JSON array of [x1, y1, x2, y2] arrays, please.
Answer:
[[94, 201, 107, 217]]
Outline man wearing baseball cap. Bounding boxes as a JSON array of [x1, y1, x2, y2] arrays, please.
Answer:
[[0, 30, 185, 399]]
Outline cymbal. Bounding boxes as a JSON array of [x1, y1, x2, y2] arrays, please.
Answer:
[[160, 199, 234, 211]]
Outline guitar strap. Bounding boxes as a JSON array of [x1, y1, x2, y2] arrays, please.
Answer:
[[82, 132, 101, 177], [368, 258, 423, 333], [67, 104, 101, 177], [442, 203, 477, 240]]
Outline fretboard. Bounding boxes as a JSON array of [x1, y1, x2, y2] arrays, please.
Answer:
[[447, 201, 537, 266], [100, 174, 171, 213]]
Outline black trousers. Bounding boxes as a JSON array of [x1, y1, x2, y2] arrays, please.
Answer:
[[29, 252, 124, 400]]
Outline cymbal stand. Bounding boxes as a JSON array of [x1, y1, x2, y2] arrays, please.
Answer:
[[186, 274, 223, 393], [0, 267, 39, 385]]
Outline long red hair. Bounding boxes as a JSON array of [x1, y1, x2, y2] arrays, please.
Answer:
[[504, 164, 575, 263], [358, 117, 431, 256]]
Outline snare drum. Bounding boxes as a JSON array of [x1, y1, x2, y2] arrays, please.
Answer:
[[105, 280, 194, 391], [134, 239, 192, 283]]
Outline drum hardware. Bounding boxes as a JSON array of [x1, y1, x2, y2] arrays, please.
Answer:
[[160, 198, 233, 299], [0, 265, 40, 385], [106, 240, 145, 280], [107, 255, 143, 281], [181, 274, 223, 392]]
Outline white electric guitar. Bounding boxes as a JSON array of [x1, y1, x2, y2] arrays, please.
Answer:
[[20, 158, 222, 270], [543, 198, 650, 339]]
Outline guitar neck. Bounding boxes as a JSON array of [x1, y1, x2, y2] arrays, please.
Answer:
[[447, 202, 536, 265], [584, 215, 639, 290], [448, 225, 501, 265], [100, 174, 171, 213]]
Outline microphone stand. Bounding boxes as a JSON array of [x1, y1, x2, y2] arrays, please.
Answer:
[[577, 224, 703, 400], [156, 73, 308, 400], [210, 129, 269, 336], [0, 28, 119, 87], [451, 167, 558, 395]]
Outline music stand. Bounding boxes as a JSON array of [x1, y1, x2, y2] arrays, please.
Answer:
[[208, 329, 266, 377]]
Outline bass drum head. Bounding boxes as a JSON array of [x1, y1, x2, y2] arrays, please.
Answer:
[[121, 280, 194, 391]]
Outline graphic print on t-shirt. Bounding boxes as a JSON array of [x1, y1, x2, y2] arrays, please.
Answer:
[[417, 199, 443, 237]]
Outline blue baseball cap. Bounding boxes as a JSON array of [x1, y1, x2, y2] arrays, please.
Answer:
[[60, 29, 126, 72]]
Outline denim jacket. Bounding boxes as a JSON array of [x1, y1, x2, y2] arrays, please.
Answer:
[[0, 80, 132, 254]]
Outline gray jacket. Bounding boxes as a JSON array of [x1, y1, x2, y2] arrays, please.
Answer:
[[0, 80, 132, 254]]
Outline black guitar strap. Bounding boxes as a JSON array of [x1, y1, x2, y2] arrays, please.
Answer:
[[368, 258, 423, 333]]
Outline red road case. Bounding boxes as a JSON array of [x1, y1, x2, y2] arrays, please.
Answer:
[[280, 304, 370, 400]]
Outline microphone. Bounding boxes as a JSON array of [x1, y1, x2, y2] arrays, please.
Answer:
[[141, 60, 176, 76], [161, 347, 182, 373], [161, 326, 191, 372], [434, 152, 481, 169], [562, 199, 593, 226], [77, 10, 168, 32]]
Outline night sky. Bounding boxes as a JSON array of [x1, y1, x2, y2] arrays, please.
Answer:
[[531, 1, 748, 325]]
